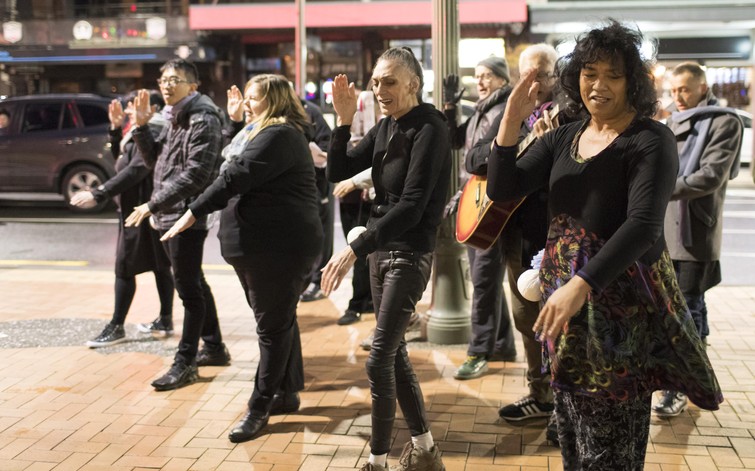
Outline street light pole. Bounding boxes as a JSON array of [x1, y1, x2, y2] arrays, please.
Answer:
[[427, 0, 471, 344], [294, 0, 306, 98]]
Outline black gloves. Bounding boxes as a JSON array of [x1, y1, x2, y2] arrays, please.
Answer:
[[442, 74, 465, 106]]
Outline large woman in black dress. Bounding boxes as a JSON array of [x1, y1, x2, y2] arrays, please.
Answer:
[[161, 74, 323, 443], [322, 47, 450, 471], [72, 91, 174, 347], [487, 21, 722, 469]]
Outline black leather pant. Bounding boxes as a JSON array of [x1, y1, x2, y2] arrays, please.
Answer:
[[367, 250, 432, 455]]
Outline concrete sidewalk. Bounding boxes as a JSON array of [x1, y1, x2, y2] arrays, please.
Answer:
[[0, 266, 753, 470]]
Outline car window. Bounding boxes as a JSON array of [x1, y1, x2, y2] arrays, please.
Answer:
[[23, 103, 63, 133], [77, 103, 109, 127], [62, 103, 76, 129]]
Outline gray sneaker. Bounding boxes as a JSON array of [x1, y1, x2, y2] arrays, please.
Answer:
[[653, 390, 688, 417], [359, 462, 388, 471], [394, 442, 445, 471], [453, 355, 488, 380], [86, 323, 126, 348]]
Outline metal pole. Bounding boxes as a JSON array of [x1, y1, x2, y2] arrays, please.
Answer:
[[294, 0, 306, 98], [427, 0, 471, 344]]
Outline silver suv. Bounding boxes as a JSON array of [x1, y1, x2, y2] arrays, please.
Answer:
[[0, 94, 116, 213]]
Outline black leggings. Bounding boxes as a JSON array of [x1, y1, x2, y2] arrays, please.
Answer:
[[367, 250, 433, 455], [111, 268, 174, 325]]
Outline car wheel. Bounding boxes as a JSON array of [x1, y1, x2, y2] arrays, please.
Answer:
[[62, 164, 109, 213]]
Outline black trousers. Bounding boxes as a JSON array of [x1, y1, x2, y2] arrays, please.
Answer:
[[367, 250, 433, 455], [226, 250, 315, 417], [466, 235, 516, 357], [501, 227, 552, 403], [339, 199, 373, 312], [160, 228, 222, 365], [306, 180, 334, 288]]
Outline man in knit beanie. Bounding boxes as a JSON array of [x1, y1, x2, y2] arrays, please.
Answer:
[[477, 56, 511, 86], [443, 54, 517, 381]]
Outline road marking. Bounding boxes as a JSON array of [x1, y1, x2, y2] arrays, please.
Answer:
[[0, 260, 89, 267], [0, 218, 118, 224], [723, 211, 755, 218], [721, 252, 755, 258], [202, 264, 234, 271]]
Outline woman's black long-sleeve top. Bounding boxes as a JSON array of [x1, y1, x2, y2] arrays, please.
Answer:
[[189, 123, 323, 259], [327, 103, 451, 257], [487, 118, 679, 293]]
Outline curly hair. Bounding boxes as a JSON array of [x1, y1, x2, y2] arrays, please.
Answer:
[[557, 19, 658, 119]]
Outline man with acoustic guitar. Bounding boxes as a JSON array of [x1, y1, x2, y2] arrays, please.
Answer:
[[461, 44, 565, 440], [444, 56, 518, 381]]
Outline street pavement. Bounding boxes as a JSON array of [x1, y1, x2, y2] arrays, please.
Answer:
[[0, 261, 754, 470], [0, 173, 754, 470]]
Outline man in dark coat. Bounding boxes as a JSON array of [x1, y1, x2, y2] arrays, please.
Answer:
[[126, 59, 230, 391], [659, 61, 743, 416]]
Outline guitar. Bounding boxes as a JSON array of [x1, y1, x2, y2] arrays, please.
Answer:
[[455, 105, 559, 250]]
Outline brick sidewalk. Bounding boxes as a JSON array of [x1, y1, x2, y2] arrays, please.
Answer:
[[0, 267, 753, 470]]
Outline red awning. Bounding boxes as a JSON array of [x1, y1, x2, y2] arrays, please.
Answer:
[[189, 0, 527, 30]]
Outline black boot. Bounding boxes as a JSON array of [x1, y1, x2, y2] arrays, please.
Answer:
[[228, 411, 269, 443]]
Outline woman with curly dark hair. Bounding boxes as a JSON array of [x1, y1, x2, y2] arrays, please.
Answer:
[[487, 20, 722, 469]]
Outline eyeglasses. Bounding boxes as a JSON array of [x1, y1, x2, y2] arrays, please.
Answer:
[[535, 72, 556, 81], [156, 77, 189, 86], [475, 72, 498, 82]]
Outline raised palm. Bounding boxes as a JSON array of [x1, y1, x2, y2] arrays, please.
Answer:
[[332, 74, 357, 125], [227, 85, 244, 122]]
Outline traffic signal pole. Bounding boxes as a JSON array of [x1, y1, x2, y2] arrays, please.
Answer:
[[426, 0, 471, 344]]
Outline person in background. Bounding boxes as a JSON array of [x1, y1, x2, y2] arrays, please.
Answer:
[[492, 43, 561, 429], [161, 74, 322, 443], [125, 58, 229, 391], [443, 56, 517, 380], [0, 109, 10, 130], [658, 61, 743, 417], [299, 99, 335, 303], [487, 21, 722, 468], [72, 90, 174, 347], [323, 47, 449, 471], [330, 89, 381, 325]]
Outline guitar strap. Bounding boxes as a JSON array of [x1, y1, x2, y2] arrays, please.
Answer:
[[525, 101, 554, 131]]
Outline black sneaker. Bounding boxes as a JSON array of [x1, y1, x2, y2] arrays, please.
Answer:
[[337, 310, 361, 325], [151, 362, 198, 391], [196, 343, 231, 367], [137, 317, 174, 337], [499, 395, 555, 421], [86, 323, 126, 348], [300, 283, 326, 302], [653, 390, 688, 417]]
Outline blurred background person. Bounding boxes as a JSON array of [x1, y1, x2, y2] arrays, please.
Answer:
[[330, 89, 382, 326], [161, 74, 322, 443], [0, 109, 10, 130], [72, 91, 174, 348], [487, 21, 722, 468], [299, 99, 335, 303], [658, 61, 743, 417], [322, 46, 450, 471], [443, 55, 517, 381]]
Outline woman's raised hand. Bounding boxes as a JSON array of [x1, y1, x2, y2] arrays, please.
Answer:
[[496, 68, 541, 147], [227, 85, 244, 122], [108, 99, 125, 129], [132, 89, 154, 127], [332, 74, 358, 126]]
